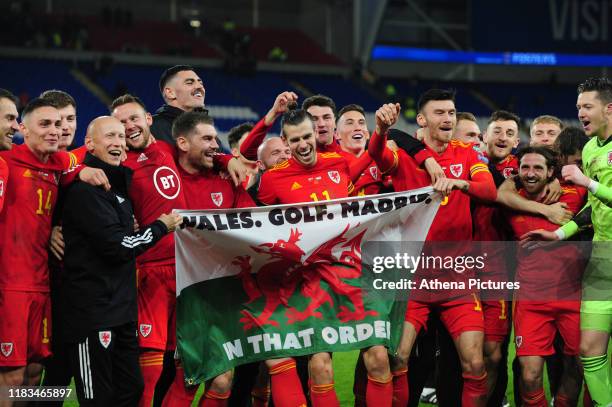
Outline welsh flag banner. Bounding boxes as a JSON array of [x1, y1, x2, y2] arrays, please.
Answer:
[[175, 188, 441, 384]]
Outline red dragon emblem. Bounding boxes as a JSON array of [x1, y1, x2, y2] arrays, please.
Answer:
[[233, 225, 377, 331]]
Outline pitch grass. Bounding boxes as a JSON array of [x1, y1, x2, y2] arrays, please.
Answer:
[[63, 337, 612, 406]]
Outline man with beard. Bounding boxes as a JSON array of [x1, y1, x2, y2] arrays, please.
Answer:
[[258, 108, 394, 407], [109, 94, 190, 407], [0, 88, 19, 214], [509, 146, 586, 407], [523, 77, 612, 406], [368, 90, 497, 407], [172, 111, 254, 406], [151, 65, 206, 144]]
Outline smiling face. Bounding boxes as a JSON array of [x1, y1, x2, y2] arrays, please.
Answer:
[[0, 97, 19, 151], [577, 90, 611, 138], [21, 106, 61, 160], [258, 137, 290, 170], [180, 123, 219, 171], [519, 153, 553, 197], [283, 118, 317, 167], [164, 70, 205, 111], [86, 117, 126, 166], [306, 105, 336, 147], [418, 99, 457, 144], [111, 102, 153, 151], [485, 119, 519, 162], [337, 109, 369, 155]]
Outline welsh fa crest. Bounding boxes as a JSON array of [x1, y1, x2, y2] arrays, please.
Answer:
[[211, 192, 223, 207], [502, 167, 515, 179], [99, 331, 112, 349], [328, 171, 340, 184], [139, 324, 152, 338], [0, 342, 13, 357], [369, 167, 378, 180], [515, 336, 523, 348], [449, 164, 463, 178]]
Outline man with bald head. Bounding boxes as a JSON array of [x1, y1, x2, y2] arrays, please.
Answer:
[[58, 116, 182, 407]]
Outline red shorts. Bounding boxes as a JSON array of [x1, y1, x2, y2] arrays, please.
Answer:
[[482, 300, 509, 343], [137, 264, 176, 351], [0, 290, 51, 367], [405, 295, 484, 339], [513, 301, 580, 357]]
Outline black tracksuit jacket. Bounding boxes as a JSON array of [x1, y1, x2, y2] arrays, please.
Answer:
[[58, 153, 169, 343]]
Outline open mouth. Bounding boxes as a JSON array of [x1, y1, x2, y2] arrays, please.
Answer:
[[128, 131, 141, 140], [581, 120, 591, 130], [297, 147, 312, 160], [351, 132, 364, 140], [439, 126, 453, 132], [495, 142, 508, 149], [524, 178, 539, 185], [109, 149, 122, 158], [193, 90, 204, 98]]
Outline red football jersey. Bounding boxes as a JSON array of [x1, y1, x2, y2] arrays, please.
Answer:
[[473, 154, 518, 242], [0, 144, 79, 291], [509, 184, 587, 299], [0, 156, 7, 214], [258, 152, 353, 205], [318, 141, 343, 154], [383, 140, 490, 241], [179, 166, 255, 209], [338, 151, 383, 197], [123, 141, 187, 267]]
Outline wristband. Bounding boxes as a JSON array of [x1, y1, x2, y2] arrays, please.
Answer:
[[558, 220, 579, 240], [587, 179, 600, 194], [553, 228, 566, 240]]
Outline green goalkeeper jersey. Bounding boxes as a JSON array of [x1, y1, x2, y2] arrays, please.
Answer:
[[582, 135, 612, 242]]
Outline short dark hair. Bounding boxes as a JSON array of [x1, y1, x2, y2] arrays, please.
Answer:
[[301, 94, 337, 117], [337, 104, 366, 122], [417, 89, 456, 112], [110, 93, 147, 112], [159, 65, 196, 94], [227, 122, 254, 149], [555, 126, 589, 158], [0, 88, 18, 105], [280, 108, 313, 137], [172, 111, 214, 140], [517, 145, 558, 176], [488, 110, 521, 126], [21, 97, 58, 120], [39, 89, 76, 110], [456, 111, 477, 123], [577, 77, 612, 104]]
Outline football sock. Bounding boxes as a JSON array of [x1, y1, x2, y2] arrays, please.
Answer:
[[268, 360, 307, 407], [310, 382, 339, 407], [391, 369, 409, 407], [138, 351, 164, 407], [581, 354, 612, 406], [199, 390, 230, 407], [366, 374, 393, 407], [462, 372, 488, 407], [522, 388, 547, 407]]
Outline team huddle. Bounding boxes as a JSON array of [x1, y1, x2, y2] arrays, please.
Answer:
[[0, 65, 611, 407]]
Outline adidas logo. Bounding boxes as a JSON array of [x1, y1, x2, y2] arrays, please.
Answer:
[[291, 182, 302, 191], [23, 169, 33, 178], [116, 195, 125, 204], [137, 153, 148, 162]]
